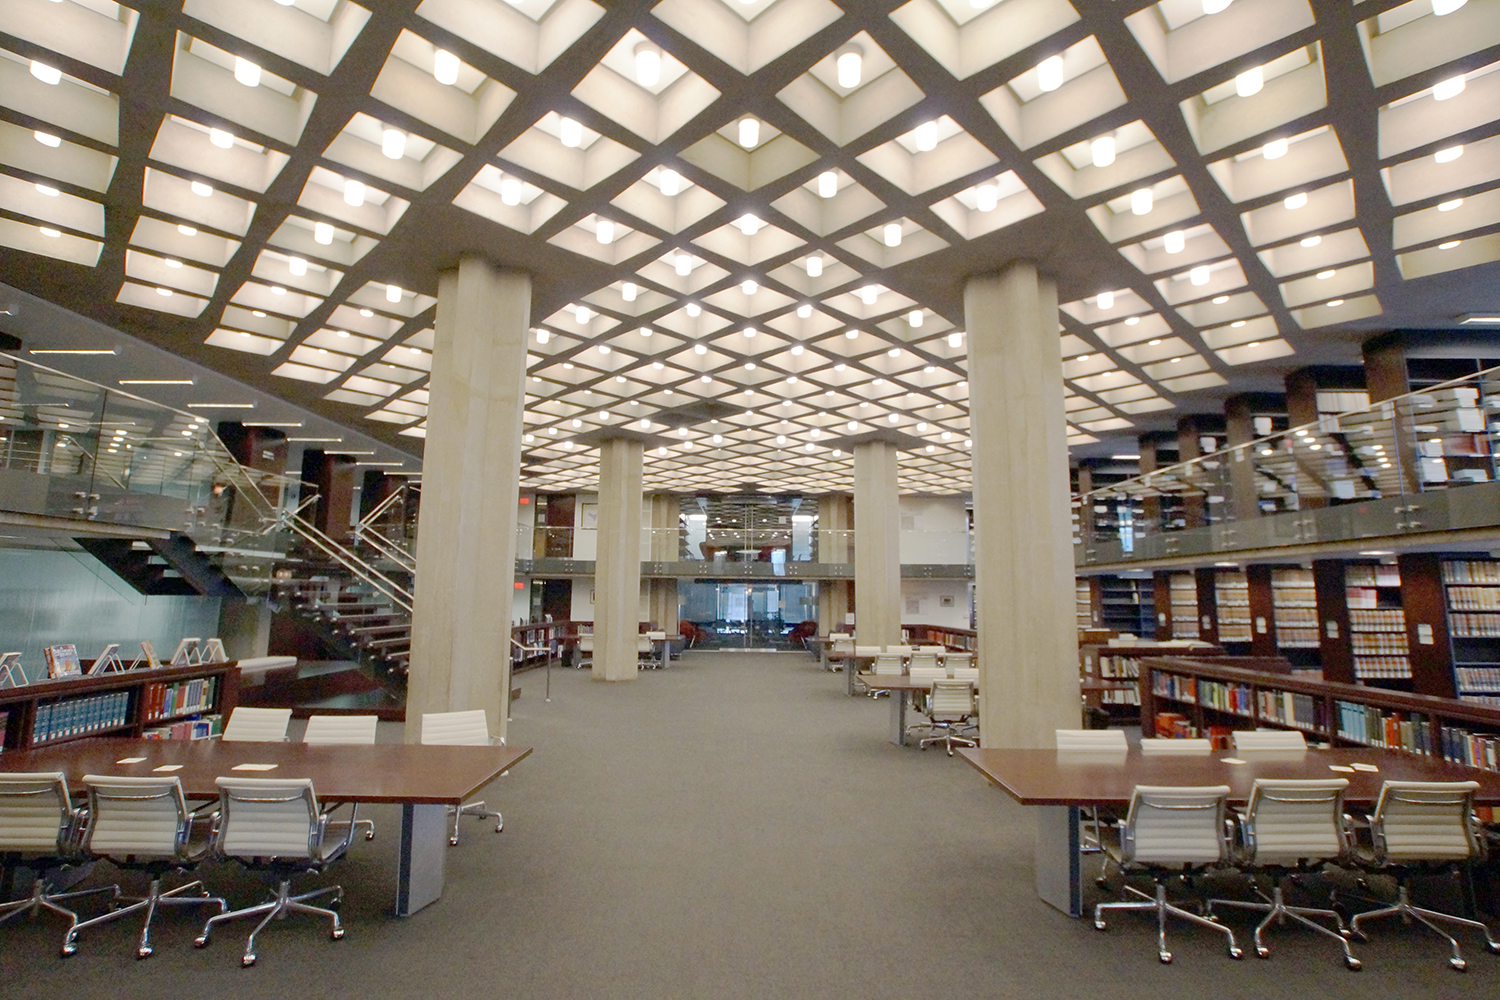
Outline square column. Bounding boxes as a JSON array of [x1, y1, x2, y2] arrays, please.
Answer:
[[817, 493, 852, 634], [965, 263, 1077, 748], [646, 493, 678, 634], [594, 438, 644, 681], [406, 260, 529, 742], [853, 441, 902, 648]]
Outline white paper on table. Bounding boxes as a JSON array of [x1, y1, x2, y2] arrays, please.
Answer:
[[1350, 763, 1379, 772], [231, 763, 279, 771], [1329, 765, 1355, 773], [1221, 757, 1247, 765], [152, 764, 183, 772], [115, 757, 147, 764]]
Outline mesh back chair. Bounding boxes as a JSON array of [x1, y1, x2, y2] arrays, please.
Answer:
[[301, 715, 379, 841], [66, 776, 226, 959], [0, 772, 117, 954], [1207, 779, 1360, 969], [221, 707, 292, 743], [1093, 785, 1243, 964], [916, 680, 978, 755], [1232, 729, 1307, 751], [420, 710, 505, 844], [1141, 738, 1213, 755], [195, 777, 354, 967], [1348, 780, 1500, 971]]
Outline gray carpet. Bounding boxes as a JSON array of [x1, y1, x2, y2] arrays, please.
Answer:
[[6, 651, 1498, 998]]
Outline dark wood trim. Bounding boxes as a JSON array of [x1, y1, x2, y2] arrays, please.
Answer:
[[1314, 558, 1355, 684], [1400, 552, 1457, 699], [1194, 567, 1220, 646], [1246, 564, 1277, 657]]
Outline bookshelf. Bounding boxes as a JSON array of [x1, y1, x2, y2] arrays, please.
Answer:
[[1098, 574, 1154, 636], [1079, 641, 1222, 725], [1169, 572, 1199, 639], [1139, 656, 1500, 770], [0, 661, 240, 752], [1214, 569, 1251, 644], [1443, 557, 1500, 706], [1075, 578, 1098, 631], [1345, 562, 1411, 684]]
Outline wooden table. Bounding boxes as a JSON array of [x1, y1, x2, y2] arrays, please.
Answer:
[[0, 737, 531, 917], [957, 746, 1500, 918]]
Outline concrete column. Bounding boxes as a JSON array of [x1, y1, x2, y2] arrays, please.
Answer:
[[965, 262, 1077, 748], [594, 438, 644, 681], [817, 493, 852, 634], [646, 493, 678, 633], [853, 442, 902, 648], [405, 259, 529, 742], [1224, 395, 1260, 523]]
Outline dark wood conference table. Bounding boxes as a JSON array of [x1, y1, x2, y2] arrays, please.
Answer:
[[0, 737, 532, 917], [957, 746, 1500, 918]]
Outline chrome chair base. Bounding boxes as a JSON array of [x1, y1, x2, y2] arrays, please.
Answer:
[[196, 879, 344, 967], [916, 726, 978, 756], [450, 800, 503, 844], [1208, 884, 1360, 969], [64, 878, 225, 959], [0, 877, 119, 956], [1095, 882, 1244, 964], [1350, 884, 1500, 971]]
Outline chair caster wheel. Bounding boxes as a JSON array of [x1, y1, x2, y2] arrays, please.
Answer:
[[1093, 920, 1107, 931], [1488, 942, 1500, 954], [449, 836, 459, 846], [1228, 948, 1243, 960], [1158, 951, 1172, 964], [1256, 947, 1270, 959], [60, 942, 77, 958], [137, 946, 153, 959], [1450, 958, 1467, 972], [495, 822, 503, 833], [194, 936, 209, 948], [365, 831, 375, 841], [331, 927, 344, 940], [1345, 957, 1361, 971], [242, 955, 256, 968]]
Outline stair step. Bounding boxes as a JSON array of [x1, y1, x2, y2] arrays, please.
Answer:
[[347, 623, 411, 636], [364, 637, 411, 650]]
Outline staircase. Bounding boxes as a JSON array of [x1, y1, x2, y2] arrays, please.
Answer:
[[76, 532, 245, 598]]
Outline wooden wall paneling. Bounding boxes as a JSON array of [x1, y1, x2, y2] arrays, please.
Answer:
[[1400, 552, 1457, 699], [1314, 558, 1355, 684], [1246, 564, 1277, 657], [1194, 567, 1220, 646]]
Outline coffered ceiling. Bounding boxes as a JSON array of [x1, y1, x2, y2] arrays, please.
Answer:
[[2, 0, 1498, 495]]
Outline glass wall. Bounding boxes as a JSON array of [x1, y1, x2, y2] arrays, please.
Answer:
[[679, 581, 819, 650]]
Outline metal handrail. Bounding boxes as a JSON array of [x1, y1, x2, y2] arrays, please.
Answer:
[[1079, 362, 1500, 504], [511, 637, 553, 705], [356, 526, 417, 575], [276, 512, 414, 614]]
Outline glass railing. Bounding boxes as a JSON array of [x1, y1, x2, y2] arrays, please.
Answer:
[[1076, 364, 1500, 565], [517, 526, 975, 568]]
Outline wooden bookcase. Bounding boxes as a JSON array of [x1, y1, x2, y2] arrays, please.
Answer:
[[1139, 656, 1500, 770], [0, 661, 240, 752], [1079, 642, 1223, 726]]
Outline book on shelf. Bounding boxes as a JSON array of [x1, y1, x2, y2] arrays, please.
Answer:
[[142, 714, 222, 741], [29, 690, 132, 744], [43, 644, 81, 679], [1335, 701, 1435, 756], [1443, 560, 1500, 585]]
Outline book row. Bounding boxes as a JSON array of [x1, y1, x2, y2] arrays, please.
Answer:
[[142, 714, 223, 740], [1335, 702, 1436, 755], [1350, 608, 1406, 630], [143, 676, 220, 721], [1442, 561, 1500, 585], [31, 692, 131, 744], [1448, 587, 1500, 611], [1354, 656, 1413, 679], [1455, 666, 1500, 691]]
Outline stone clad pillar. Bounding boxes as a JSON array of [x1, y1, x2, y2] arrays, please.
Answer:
[[853, 442, 902, 648], [406, 259, 529, 742], [594, 438, 644, 681], [817, 493, 852, 634], [965, 262, 1077, 748], [646, 492, 678, 634]]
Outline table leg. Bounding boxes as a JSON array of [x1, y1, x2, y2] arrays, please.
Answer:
[[889, 689, 908, 745], [1033, 805, 1082, 918], [396, 803, 449, 917], [820, 647, 829, 671]]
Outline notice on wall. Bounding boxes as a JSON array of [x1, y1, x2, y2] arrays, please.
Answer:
[[1417, 623, 1434, 646], [1255, 617, 1267, 634], [1325, 620, 1339, 639]]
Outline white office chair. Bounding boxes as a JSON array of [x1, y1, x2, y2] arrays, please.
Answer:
[[1232, 729, 1307, 751], [907, 666, 946, 684], [637, 633, 659, 669], [646, 630, 668, 667], [1093, 784, 1243, 963], [301, 715, 379, 841], [420, 710, 505, 844], [0, 772, 118, 954], [65, 776, 226, 959], [301, 714, 378, 745], [830, 633, 853, 654], [1349, 780, 1500, 971], [944, 652, 973, 676], [871, 651, 905, 675], [1208, 778, 1360, 969], [195, 777, 352, 967], [220, 707, 292, 742], [916, 680, 978, 755], [1056, 729, 1129, 751], [574, 634, 593, 668], [1140, 737, 1212, 755], [907, 649, 939, 672]]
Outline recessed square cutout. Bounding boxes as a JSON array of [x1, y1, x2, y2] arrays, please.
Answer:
[[1126, 0, 1315, 85], [770, 170, 886, 237], [1206, 126, 1347, 204], [148, 115, 289, 194], [652, 0, 843, 76], [499, 112, 639, 191], [928, 172, 1045, 240], [572, 29, 720, 144], [691, 216, 803, 266], [776, 32, 924, 146], [370, 31, 515, 146], [453, 165, 566, 235], [171, 34, 318, 147], [415, 0, 604, 74], [1085, 176, 1198, 244], [981, 36, 1126, 151], [1033, 121, 1176, 201], [855, 117, 999, 196], [1179, 42, 1327, 155], [677, 119, 818, 192], [182, 0, 370, 75], [889, 0, 1081, 81], [323, 113, 461, 193], [296, 166, 409, 235], [610, 165, 725, 234], [547, 212, 659, 265]]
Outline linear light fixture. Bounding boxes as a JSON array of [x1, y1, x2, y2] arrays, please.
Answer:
[[242, 421, 304, 427], [30, 348, 119, 355], [355, 461, 405, 467], [325, 449, 376, 455], [118, 379, 194, 385], [186, 403, 256, 409], [286, 436, 342, 442], [1458, 314, 1500, 325]]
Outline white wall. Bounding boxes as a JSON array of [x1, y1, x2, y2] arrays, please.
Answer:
[[572, 492, 598, 560], [898, 496, 969, 565], [900, 579, 972, 629]]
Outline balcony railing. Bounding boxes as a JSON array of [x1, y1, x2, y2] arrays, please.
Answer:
[[1076, 364, 1500, 566]]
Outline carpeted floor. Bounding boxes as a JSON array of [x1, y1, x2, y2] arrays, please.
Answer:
[[5, 651, 1498, 998]]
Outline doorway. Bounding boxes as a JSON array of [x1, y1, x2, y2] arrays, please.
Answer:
[[679, 581, 818, 650]]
